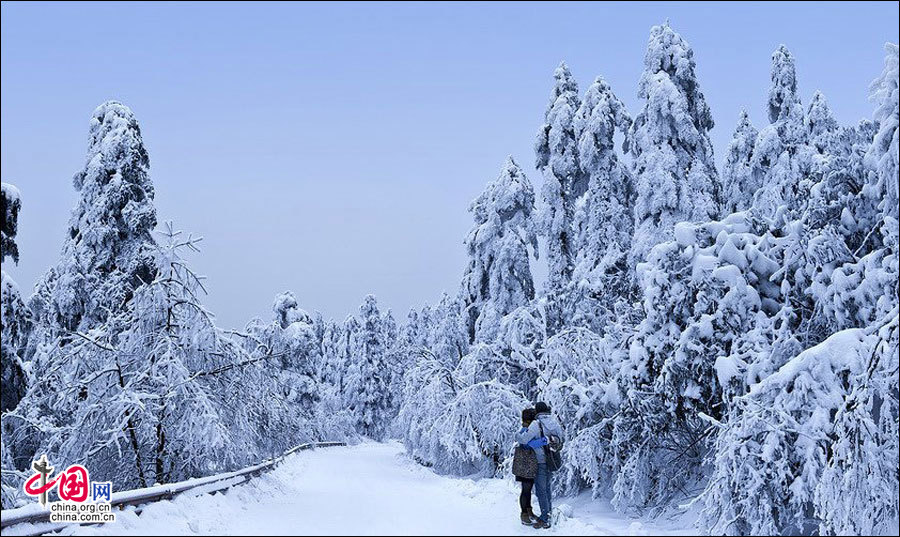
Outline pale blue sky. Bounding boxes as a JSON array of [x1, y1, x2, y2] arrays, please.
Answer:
[[2, 1, 898, 329]]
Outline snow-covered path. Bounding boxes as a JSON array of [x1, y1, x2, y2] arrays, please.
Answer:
[[49, 442, 691, 536]]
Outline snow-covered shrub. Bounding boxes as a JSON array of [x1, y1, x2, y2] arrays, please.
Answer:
[[456, 310, 542, 400], [395, 349, 459, 468], [538, 327, 621, 495], [613, 213, 767, 511], [815, 315, 899, 535], [819, 44, 899, 331], [435, 381, 529, 476], [700, 323, 898, 535], [312, 382, 360, 444], [15, 225, 240, 488], [0, 437, 24, 509]]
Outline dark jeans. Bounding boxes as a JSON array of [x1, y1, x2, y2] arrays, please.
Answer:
[[535, 463, 552, 522], [519, 478, 534, 512]]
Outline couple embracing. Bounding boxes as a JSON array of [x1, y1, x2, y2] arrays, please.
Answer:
[[512, 402, 564, 530]]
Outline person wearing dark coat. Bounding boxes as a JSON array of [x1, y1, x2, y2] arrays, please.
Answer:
[[516, 401, 564, 529], [516, 407, 538, 525]]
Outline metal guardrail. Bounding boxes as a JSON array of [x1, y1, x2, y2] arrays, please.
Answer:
[[0, 441, 346, 534]]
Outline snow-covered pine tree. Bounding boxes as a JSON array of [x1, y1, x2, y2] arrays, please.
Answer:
[[629, 22, 721, 267], [29, 101, 158, 338], [571, 76, 635, 330], [9, 102, 159, 483], [307, 318, 358, 444], [868, 43, 900, 226], [699, 43, 899, 536], [751, 45, 813, 218], [801, 96, 883, 323], [802, 92, 870, 238], [535, 62, 582, 332], [343, 295, 392, 440], [1, 182, 21, 265], [768, 45, 801, 125], [248, 291, 321, 418], [452, 157, 543, 450], [318, 319, 342, 387], [1, 182, 27, 509], [1, 182, 27, 414], [806, 91, 841, 157], [699, 51, 853, 400], [863, 43, 900, 318], [387, 307, 431, 413], [832, 117, 880, 250], [380, 308, 400, 421], [721, 110, 760, 214], [397, 308, 425, 358], [810, 57, 900, 527], [311, 310, 327, 349], [460, 157, 537, 343], [751, 84, 871, 353], [428, 292, 469, 369], [338, 313, 360, 399]]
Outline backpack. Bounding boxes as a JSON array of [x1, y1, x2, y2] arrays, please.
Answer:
[[538, 421, 564, 472]]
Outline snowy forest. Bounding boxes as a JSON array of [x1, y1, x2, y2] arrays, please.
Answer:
[[1, 22, 898, 536]]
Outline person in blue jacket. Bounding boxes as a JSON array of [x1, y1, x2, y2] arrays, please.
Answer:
[[516, 401, 564, 529]]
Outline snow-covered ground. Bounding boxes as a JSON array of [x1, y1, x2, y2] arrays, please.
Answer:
[[9, 442, 694, 536]]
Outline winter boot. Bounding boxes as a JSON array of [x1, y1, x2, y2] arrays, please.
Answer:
[[521, 508, 537, 525], [532, 517, 551, 530]]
